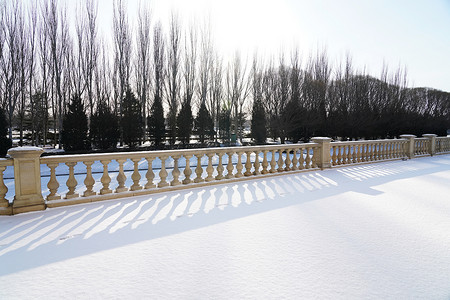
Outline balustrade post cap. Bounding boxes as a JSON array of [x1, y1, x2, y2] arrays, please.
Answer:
[[399, 134, 416, 139], [311, 137, 332, 143], [7, 146, 44, 158], [422, 134, 437, 138]]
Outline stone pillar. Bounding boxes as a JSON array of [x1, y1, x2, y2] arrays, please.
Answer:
[[7, 147, 45, 214], [423, 134, 437, 156], [399, 134, 416, 159], [311, 137, 332, 170]]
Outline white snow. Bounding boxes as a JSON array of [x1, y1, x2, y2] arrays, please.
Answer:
[[1, 155, 450, 299]]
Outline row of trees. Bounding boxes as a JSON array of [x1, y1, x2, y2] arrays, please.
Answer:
[[250, 54, 449, 144], [0, 0, 448, 152]]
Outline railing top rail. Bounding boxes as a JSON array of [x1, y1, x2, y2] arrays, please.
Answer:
[[40, 142, 319, 164], [414, 137, 429, 141], [331, 139, 407, 146], [436, 136, 450, 140], [0, 157, 13, 167]]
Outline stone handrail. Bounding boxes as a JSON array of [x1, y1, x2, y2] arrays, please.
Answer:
[[0, 134, 449, 215]]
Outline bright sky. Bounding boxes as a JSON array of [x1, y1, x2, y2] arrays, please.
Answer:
[[86, 0, 450, 91]]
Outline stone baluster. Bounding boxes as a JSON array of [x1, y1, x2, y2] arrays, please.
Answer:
[[357, 145, 363, 162], [332, 146, 337, 166], [253, 150, 261, 175], [65, 162, 79, 199], [352, 145, 357, 163], [270, 150, 277, 173], [100, 160, 112, 195], [261, 150, 269, 174], [182, 155, 193, 184], [0, 166, 9, 208], [215, 152, 224, 180], [368, 144, 373, 161], [291, 149, 298, 170], [305, 148, 311, 169], [346, 145, 353, 164], [373, 143, 379, 160], [337, 146, 343, 165], [299, 148, 305, 169], [277, 149, 284, 172], [283, 149, 290, 171], [244, 151, 253, 176], [158, 156, 169, 188], [171, 156, 181, 186], [235, 151, 244, 178], [205, 153, 215, 182], [360, 144, 366, 162], [145, 157, 156, 189], [225, 152, 234, 179], [46, 163, 61, 200], [194, 154, 204, 183], [115, 159, 127, 193], [83, 160, 96, 197], [130, 158, 142, 191]]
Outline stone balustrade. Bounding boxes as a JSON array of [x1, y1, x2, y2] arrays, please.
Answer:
[[0, 134, 449, 215], [330, 139, 408, 166]]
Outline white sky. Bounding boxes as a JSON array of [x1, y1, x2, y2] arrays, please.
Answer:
[[74, 0, 450, 91]]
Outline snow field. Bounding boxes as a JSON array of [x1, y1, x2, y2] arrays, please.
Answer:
[[0, 155, 449, 299]]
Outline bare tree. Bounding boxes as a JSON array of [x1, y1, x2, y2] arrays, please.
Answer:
[[1, 0, 21, 140], [0, 3, 4, 109], [80, 0, 99, 117], [27, 2, 38, 145], [209, 50, 223, 141], [176, 21, 197, 144], [135, 2, 152, 141], [184, 21, 197, 107], [153, 22, 165, 103], [42, 0, 70, 146], [226, 51, 250, 143], [197, 20, 210, 109], [16, 1, 28, 145], [165, 11, 181, 145], [112, 0, 132, 124], [95, 38, 112, 108]]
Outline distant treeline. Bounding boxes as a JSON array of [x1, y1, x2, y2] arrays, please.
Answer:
[[251, 54, 449, 144], [0, 0, 448, 152]]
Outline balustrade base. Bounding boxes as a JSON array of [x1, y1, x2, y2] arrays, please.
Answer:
[[0, 206, 13, 215], [13, 203, 46, 214]]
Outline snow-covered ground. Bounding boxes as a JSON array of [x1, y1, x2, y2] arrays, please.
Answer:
[[1, 155, 450, 299]]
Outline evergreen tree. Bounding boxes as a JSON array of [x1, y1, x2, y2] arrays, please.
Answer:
[[219, 108, 231, 144], [177, 99, 193, 145], [61, 95, 89, 151], [90, 100, 120, 150], [0, 108, 12, 156], [121, 89, 144, 148], [251, 99, 267, 144], [148, 95, 165, 147], [195, 102, 214, 145]]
